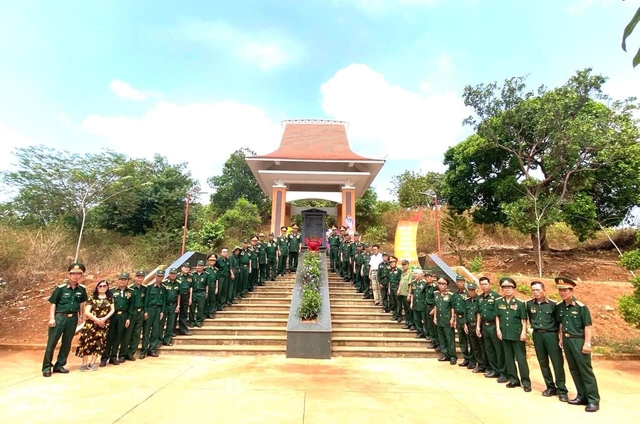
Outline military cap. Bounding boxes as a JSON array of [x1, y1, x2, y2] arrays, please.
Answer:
[[242, 239, 249, 243], [196, 260, 205, 266], [389, 256, 398, 262], [364, 243, 370, 248], [207, 255, 217, 261], [135, 270, 145, 277], [437, 278, 448, 285], [281, 226, 288, 230], [423, 268, 434, 276], [467, 283, 478, 290], [118, 272, 130, 279], [291, 223, 300, 229], [401, 259, 409, 265], [382, 252, 389, 257], [499, 277, 517, 288], [233, 246, 242, 252], [555, 276, 576, 289], [354, 232, 360, 236], [155, 269, 165, 276], [68, 262, 86, 274], [182, 262, 190, 267], [169, 268, 178, 274], [455, 275, 466, 282], [331, 225, 338, 230], [339, 225, 347, 230], [259, 233, 265, 237], [268, 232, 275, 236]]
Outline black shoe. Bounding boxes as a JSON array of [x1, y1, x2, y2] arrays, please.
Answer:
[[125, 355, 136, 361], [43, 370, 52, 377], [409, 327, 416, 331], [435, 346, 442, 352], [466, 363, 476, 369], [99, 359, 107, 367], [472, 367, 486, 374], [585, 404, 599, 412], [149, 351, 159, 357], [568, 397, 587, 406], [119, 356, 126, 362], [484, 371, 499, 378], [110, 358, 120, 365], [139, 351, 147, 359], [415, 334, 425, 339], [524, 386, 532, 392], [402, 325, 411, 329], [427, 344, 437, 349], [459, 360, 470, 367], [437, 356, 449, 362], [450, 359, 457, 365], [53, 367, 69, 374], [542, 388, 558, 397], [559, 394, 569, 402], [506, 382, 521, 388], [497, 377, 508, 383]]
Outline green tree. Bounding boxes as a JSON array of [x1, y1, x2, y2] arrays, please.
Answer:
[[389, 170, 445, 208], [355, 187, 380, 233], [449, 69, 640, 275], [208, 148, 270, 219], [440, 210, 477, 266], [216, 198, 262, 240], [622, 5, 640, 67]]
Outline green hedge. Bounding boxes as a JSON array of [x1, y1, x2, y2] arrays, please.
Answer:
[[297, 251, 323, 320]]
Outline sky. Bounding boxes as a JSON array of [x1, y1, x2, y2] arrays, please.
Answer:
[[0, 0, 638, 202]]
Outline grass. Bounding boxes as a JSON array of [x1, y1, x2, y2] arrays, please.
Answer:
[[591, 336, 640, 355]]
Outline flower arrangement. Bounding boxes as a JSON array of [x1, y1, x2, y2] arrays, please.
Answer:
[[296, 251, 323, 320]]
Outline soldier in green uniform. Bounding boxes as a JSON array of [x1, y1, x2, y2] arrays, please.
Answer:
[[161, 268, 180, 346], [410, 268, 428, 339], [122, 270, 146, 361], [349, 233, 363, 283], [464, 283, 487, 372], [216, 249, 232, 307], [239, 240, 252, 296], [328, 226, 341, 272], [476, 276, 506, 381], [190, 260, 209, 327], [434, 277, 457, 364], [249, 236, 260, 290], [176, 263, 193, 335], [140, 270, 166, 358], [495, 277, 531, 391], [377, 253, 390, 308], [527, 281, 568, 401], [257, 233, 267, 285], [361, 244, 372, 298], [452, 275, 472, 367], [354, 243, 366, 293], [339, 234, 352, 281], [387, 257, 402, 321], [229, 247, 241, 302], [397, 260, 413, 328], [276, 226, 289, 276], [556, 277, 600, 412], [425, 270, 439, 348], [205, 254, 220, 316], [101, 272, 133, 366], [42, 263, 88, 377], [288, 224, 302, 272], [265, 233, 278, 281]]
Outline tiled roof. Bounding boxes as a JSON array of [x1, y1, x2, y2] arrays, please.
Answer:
[[254, 120, 377, 161]]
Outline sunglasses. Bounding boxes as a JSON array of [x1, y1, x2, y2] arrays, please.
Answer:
[[97, 283, 108, 288]]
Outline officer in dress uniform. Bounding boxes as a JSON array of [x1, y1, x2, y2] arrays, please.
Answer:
[[328, 226, 341, 272], [189, 260, 209, 327], [527, 280, 568, 402], [476, 276, 507, 382], [377, 253, 390, 309], [434, 277, 457, 365], [424, 269, 439, 348], [495, 277, 531, 392], [122, 270, 146, 361], [229, 247, 241, 301], [249, 235, 260, 290], [452, 275, 472, 367], [239, 240, 251, 296], [361, 244, 372, 298], [42, 263, 88, 377], [257, 233, 268, 285], [140, 270, 166, 358], [464, 283, 487, 372], [411, 269, 428, 339], [556, 277, 600, 412], [276, 226, 289, 276], [205, 255, 220, 317], [354, 243, 366, 293], [339, 234, 352, 281], [288, 224, 302, 272], [216, 249, 232, 306], [161, 268, 180, 346], [387, 257, 401, 321], [176, 263, 193, 335], [101, 272, 133, 367], [265, 233, 278, 281]]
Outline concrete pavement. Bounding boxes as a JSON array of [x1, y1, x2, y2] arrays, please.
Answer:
[[1, 350, 639, 423]]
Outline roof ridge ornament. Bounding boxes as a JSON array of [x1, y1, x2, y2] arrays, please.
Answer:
[[281, 119, 349, 129]]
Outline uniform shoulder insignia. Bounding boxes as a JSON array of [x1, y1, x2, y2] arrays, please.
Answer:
[[142, 283, 147, 287], [526, 298, 534, 304], [79, 283, 86, 288], [496, 296, 504, 300], [128, 284, 134, 289], [58, 283, 67, 288], [575, 300, 585, 307], [447, 291, 454, 295]]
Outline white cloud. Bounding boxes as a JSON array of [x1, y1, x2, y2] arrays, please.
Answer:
[[180, 20, 303, 71], [81, 100, 282, 191], [0, 123, 38, 199], [110, 79, 146, 100], [320, 63, 469, 166], [568, 0, 611, 16], [57, 112, 73, 129]]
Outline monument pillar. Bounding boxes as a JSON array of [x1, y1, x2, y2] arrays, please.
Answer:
[[271, 184, 286, 234], [341, 185, 356, 233]]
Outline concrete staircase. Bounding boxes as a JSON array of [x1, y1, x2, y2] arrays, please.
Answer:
[[160, 274, 295, 356], [329, 265, 452, 358]]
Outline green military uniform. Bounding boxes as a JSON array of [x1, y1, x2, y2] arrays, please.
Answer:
[[527, 296, 567, 396], [190, 268, 209, 327], [288, 230, 302, 272], [141, 279, 166, 357], [176, 270, 192, 335], [378, 260, 390, 311], [42, 276, 88, 374], [495, 281, 530, 388], [229, 249, 241, 300], [434, 288, 457, 362], [328, 230, 341, 272], [206, 265, 219, 315], [102, 280, 133, 365], [265, 237, 278, 281], [425, 276, 438, 345], [276, 233, 289, 276], [239, 245, 251, 295], [339, 238, 352, 281], [411, 275, 428, 338], [123, 280, 146, 359], [452, 286, 472, 363], [388, 265, 402, 320], [397, 266, 413, 328], [464, 287, 487, 371], [215, 255, 230, 307], [258, 237, 267, 284], [161, 273, 179, 345], [354, 248, 366, 293], [361, 249, 372, 298], [249, 244, 259, 290], [556, 278, 600, 407], [478, 288, 505, 378]]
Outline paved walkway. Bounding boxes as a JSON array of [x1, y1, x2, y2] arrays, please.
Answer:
[[2, 350, 639, 423]]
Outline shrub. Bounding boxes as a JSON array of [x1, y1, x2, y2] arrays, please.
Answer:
[[469, 253, 483, 273], [297, 251, 323, 320], [618, 295, 640, 328], [363, 225, 387, 245], [517, 284, 532, 297]]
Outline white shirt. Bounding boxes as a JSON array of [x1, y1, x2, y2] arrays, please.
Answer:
[[369, 252, 383, 270]]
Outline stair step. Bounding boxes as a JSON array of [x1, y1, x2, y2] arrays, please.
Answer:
[[331, 346, 442, 358], [159, 344, 285, 356], [332, 328, 418, 338], [214, 310, 289, 318], [329, 300, 375, 305], [235, 298, 291, 304], [204, 318, 288, 326], [330, 305, 382, 310], [243, 291, 292, 298], [330, 312, 393, 320], [190, 326, 287, 336], [173, 335, 286, 346], [331, 319, 404, 328], [228, 304, 290, 311], [331, 337, 430, 348]]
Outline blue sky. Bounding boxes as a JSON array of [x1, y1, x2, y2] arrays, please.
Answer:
[[0, 0, 637, 201]]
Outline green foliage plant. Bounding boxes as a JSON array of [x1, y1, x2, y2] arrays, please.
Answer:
[[297, 251, 323, 320], [469, 253, 483, 273]]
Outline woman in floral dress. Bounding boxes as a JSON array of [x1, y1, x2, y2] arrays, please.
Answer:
[[76, 280, 114, 371]]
